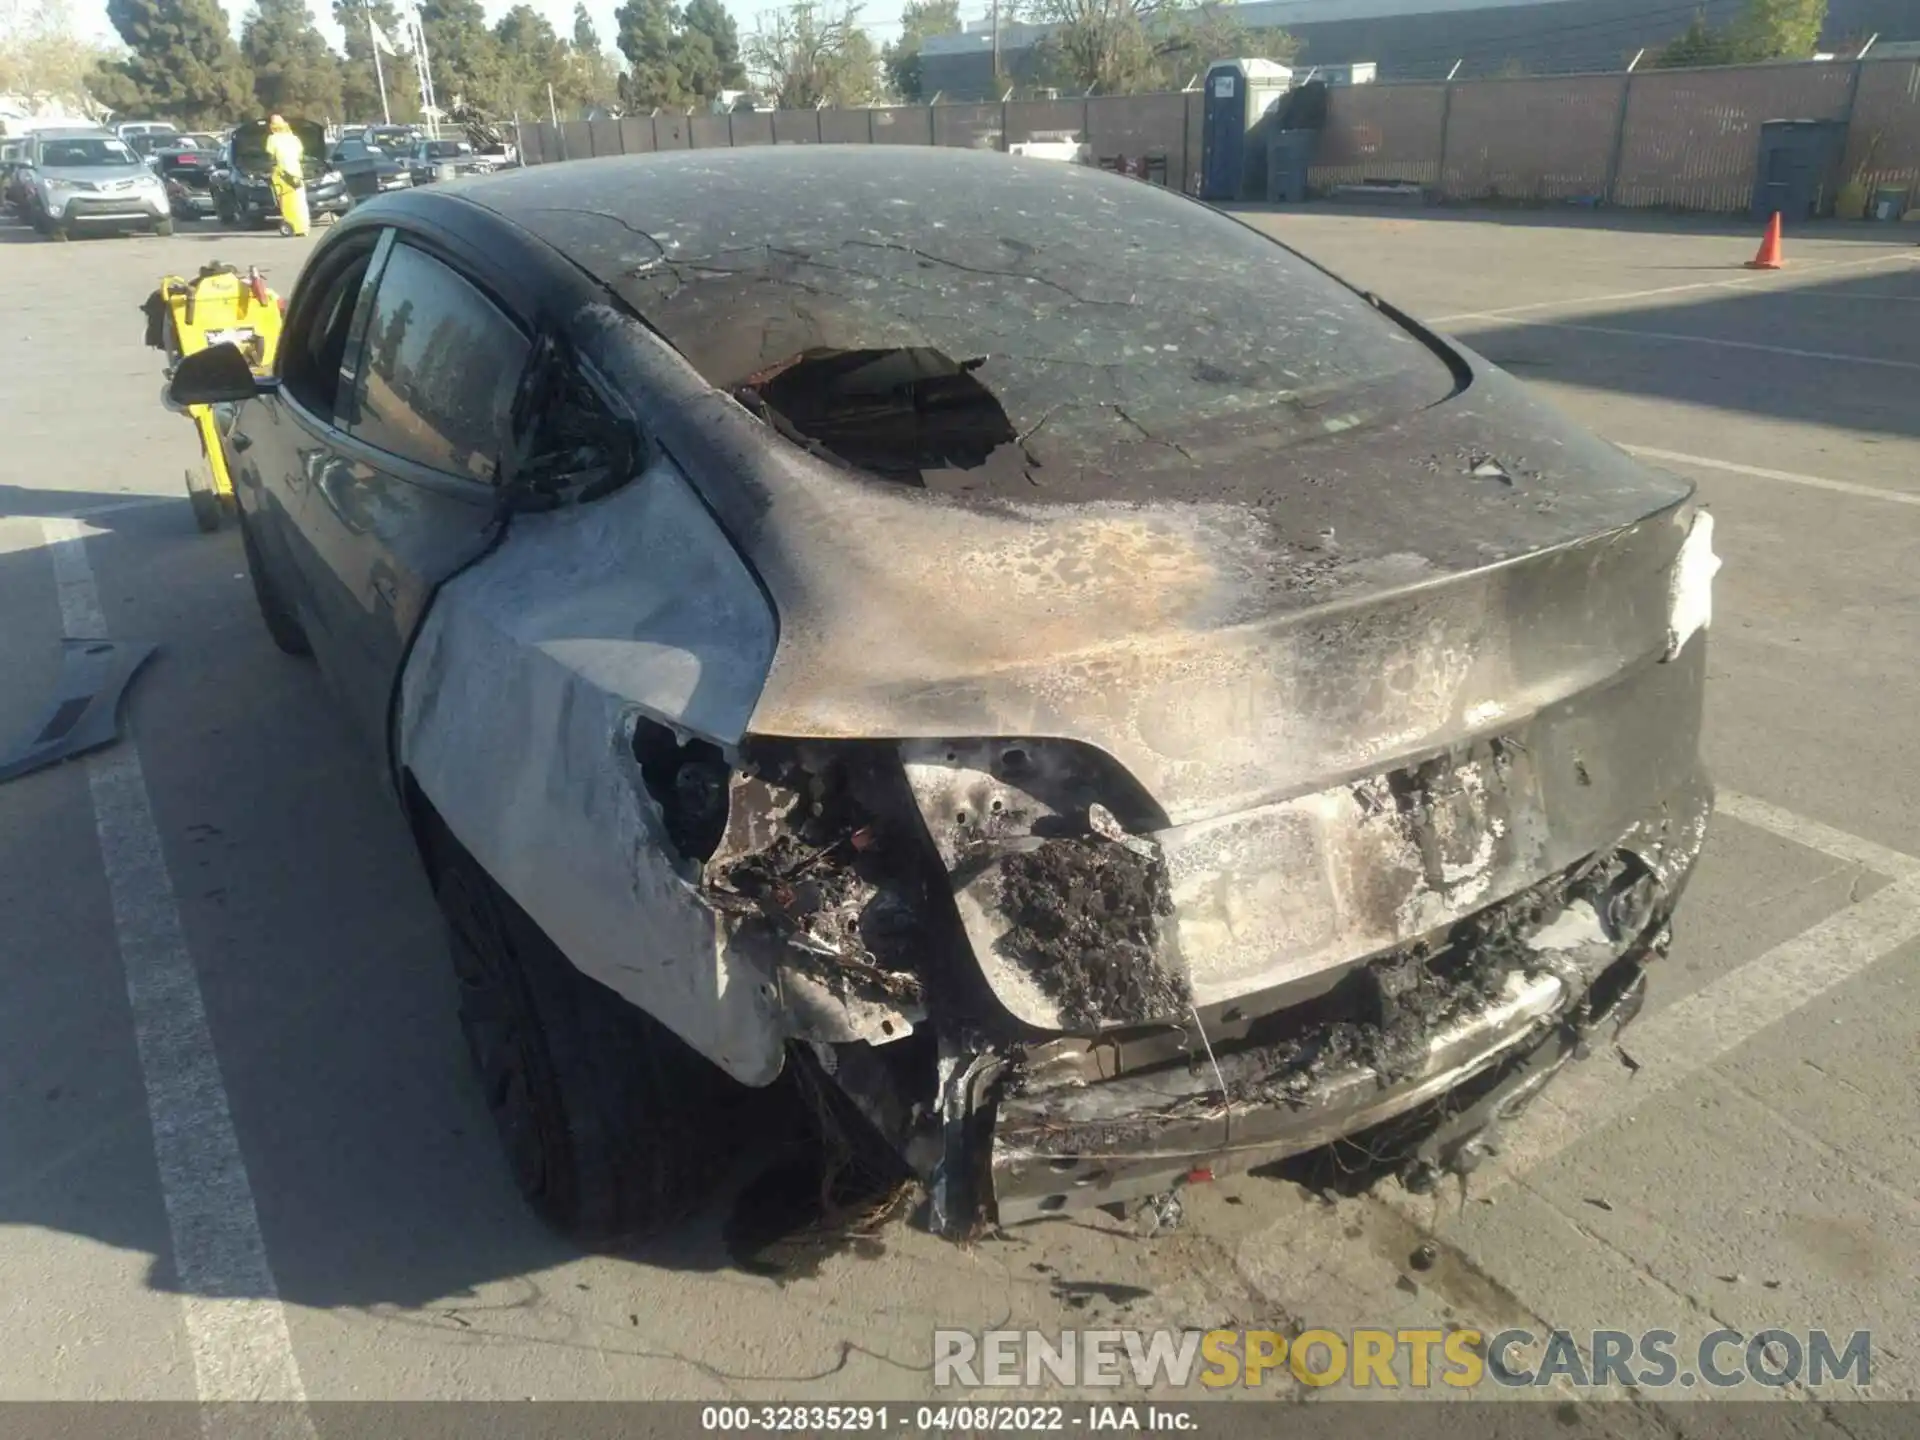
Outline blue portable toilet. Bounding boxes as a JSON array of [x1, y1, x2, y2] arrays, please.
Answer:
[[1201, 59, 1294, 202]]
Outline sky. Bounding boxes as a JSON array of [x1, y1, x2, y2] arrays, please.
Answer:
[[67, 0, 921, 56]]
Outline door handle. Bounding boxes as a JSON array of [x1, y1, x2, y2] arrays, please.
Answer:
[[372, 575, 398, 608]]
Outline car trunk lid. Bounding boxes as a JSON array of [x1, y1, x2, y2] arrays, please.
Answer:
[[717, 358, 1707, 1028]]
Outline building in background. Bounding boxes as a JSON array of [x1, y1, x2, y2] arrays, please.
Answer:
[[917, 0, 1915, 99]]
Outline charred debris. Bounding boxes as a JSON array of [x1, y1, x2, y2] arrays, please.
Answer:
[[624, 714, 1661, 1230]]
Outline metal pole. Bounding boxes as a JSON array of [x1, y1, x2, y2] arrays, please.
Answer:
[[990, 0, 1000, 94], [1446, 58, 1461, 80], [1626, 48, 1645, 73], [410, 8, 439, 138], [1603, 72, 1634, 206], [548, 81, 558, 125], [368, 1, 392, 124]]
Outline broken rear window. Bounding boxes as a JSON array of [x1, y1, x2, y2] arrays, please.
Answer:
[[498, 149, 1458, 502]]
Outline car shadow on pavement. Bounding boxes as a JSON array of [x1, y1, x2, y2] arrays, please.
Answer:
[[0, 495, 899, 1323], [1234, 199, 1915, 242], [1454, 265, 1920, 443]]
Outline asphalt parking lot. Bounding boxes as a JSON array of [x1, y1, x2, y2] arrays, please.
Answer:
[[1, 199, 1916, 1424]]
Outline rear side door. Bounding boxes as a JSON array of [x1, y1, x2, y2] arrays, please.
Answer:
[[229, 227, 385, 632], [284, 235, 531, 760]]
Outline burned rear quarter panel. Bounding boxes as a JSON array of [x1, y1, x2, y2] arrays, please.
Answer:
[[395, 450, 787, 1083]]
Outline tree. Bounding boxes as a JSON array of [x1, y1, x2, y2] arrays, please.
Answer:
[[332, 0, 418, 122], [0, 0, 115, 111], [613, 0, 745, 109], [242, 0, 342, 118], [565, 2, 621, 112], [1651, 15, 1741, 67], [615, 0, 684, 107], [680, 0, 745, 91], [1030, 0, 1292, 96], [744, 1, 879, 109], [94, 0, 255, 126], [1651, 0, 1826, 68], [494, 2, 572, 114], [1734, 0, 1825, 59], [1155, 3, 1293, 88], [418, 0, 505, 110], [881, 0, 957, 100]]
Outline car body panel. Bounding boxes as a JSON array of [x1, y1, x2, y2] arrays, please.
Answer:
[[396, 455, 786, 1081]]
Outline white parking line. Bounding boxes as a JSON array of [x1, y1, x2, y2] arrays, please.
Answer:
[[1465, 795, 1920, 1189], [1428, 249, 1918, 325], [1718, 789, 1920, 881], [41, 518, 313, 1427], [1486, 875, 1920, 1185], [1620, 446, 1920, 510]]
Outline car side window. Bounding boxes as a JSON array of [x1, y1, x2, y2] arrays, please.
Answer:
[[351, 243, 530, 483], [280, 244, 378, 423], [507, 339, 638, 500]]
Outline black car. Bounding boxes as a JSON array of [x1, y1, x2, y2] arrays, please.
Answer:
[[166, 149, 1716, 1244], [210, 119, 350, 228], [327, 136, 414, 202], [401, 137, 489, 185], [153, 146, 219, 220]]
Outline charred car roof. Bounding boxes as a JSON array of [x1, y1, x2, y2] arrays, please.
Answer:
[[449, 147, 1460, 504]]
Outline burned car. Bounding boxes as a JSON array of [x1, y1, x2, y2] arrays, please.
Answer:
[[169, 147, 1716, 1242]]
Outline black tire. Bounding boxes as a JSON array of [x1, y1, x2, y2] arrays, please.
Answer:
[[431, 832, 732, 1246], [236, 509, 311, 655], [154, 216, 175, 237]]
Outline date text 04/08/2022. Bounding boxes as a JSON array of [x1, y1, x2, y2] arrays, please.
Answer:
[[699, 1405, 1198, 1432]]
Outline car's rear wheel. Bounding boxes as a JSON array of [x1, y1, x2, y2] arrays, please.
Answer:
[[236, 509, 311, 655], [154, 217, 175, 237], [428, 825, 733, 1246]]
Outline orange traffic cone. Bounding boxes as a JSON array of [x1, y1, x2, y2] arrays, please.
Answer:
[[1746, 212, 1785, 270]]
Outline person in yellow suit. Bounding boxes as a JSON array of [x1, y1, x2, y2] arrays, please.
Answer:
[[265, 114, 308, 237]]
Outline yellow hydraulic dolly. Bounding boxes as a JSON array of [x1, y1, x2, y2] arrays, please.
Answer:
[[141, 262, 285, 532]]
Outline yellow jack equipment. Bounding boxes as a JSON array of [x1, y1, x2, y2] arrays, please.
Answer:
[[141, 262, 285, 532]]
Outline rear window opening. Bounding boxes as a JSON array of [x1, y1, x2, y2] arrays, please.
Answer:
[[734, 347, 1017, 488]]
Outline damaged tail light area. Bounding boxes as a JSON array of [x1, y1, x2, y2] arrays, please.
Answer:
[[630, 711, 1702, 1233]]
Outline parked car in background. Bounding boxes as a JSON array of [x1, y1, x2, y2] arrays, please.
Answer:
[[115, 120, 179, 147], [211, 119, 349, 228], [328, 136, 414, 202], [154, 145, 219, 220], [0, 137, 30, 214], [22, 128, 172, 238], [366, 125, 420, 156], [401, 136, 489, 185], [168, 148, 1717, 1244]]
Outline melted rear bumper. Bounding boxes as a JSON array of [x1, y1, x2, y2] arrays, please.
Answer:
[[986, 827, 1691, 1225]]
